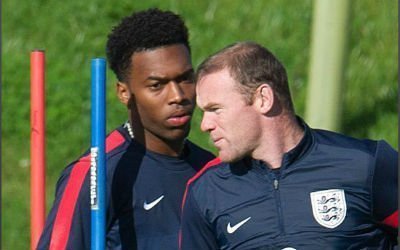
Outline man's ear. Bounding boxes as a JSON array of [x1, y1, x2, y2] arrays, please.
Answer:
[[253, 83, 274, 114], [116, 82, 131, 105]]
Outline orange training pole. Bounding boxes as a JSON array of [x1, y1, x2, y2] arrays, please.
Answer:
[[30, 50, 46, 250]]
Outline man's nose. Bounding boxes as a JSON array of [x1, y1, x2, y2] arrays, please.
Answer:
[[168, 82, 185, 104], [200, 112, 215, 132]]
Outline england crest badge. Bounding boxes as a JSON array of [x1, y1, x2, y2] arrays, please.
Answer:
[[310, 189, 346, 229]]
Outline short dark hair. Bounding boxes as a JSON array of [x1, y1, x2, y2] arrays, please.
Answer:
[[106, 8, 190, 82], [196, 41, 294, 113]]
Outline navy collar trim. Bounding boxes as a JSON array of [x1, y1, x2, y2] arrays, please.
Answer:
[[280, 116, 313, 168]]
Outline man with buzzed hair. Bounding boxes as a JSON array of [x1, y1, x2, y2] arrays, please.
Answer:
[[38, 8, 214, 250]]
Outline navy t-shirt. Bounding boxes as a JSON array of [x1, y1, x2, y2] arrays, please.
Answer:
[[37, 124, 215, 250]]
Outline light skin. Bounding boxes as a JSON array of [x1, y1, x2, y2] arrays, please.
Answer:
[[197, 68, 304, 168], [117, 44, 195, 156]]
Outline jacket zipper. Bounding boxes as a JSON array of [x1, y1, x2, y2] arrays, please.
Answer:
[[273, 177, 285, 234]]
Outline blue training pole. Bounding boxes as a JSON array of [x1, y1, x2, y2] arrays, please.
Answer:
[[90, 58, 106, 250]]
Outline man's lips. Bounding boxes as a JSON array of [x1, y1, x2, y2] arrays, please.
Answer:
[[167, 114, 191, 127]]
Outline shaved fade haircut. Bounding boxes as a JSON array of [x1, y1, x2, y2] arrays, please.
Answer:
[[106, 8, 190, 82]]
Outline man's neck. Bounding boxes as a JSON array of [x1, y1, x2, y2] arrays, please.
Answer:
[[125, 120, 185, 156], [145, 135, 185, 157], [252, 114, 304, 169], [127, 121, 185, 157]]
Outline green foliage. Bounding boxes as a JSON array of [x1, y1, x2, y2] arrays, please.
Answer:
[[2, 0, 397, 249]]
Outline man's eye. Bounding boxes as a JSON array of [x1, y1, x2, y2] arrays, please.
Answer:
[[181, 78, 194, 84], [209, 107, 221, 114], [177, 72, 195, 84], [185, 74, 195, 83], [149, 83, 162, 90]]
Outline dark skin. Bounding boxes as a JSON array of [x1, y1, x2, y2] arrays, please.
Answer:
[[116, 44, 195, 156]]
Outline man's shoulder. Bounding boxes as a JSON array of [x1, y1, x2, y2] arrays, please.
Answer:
[[311, 128, 379, 156], [186, 158, 230, 188], [60, 127, 131, 175], [105, 127, 131, 155]]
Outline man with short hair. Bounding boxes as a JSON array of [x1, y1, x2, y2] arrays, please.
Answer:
[[38, 8, 214, 250], [180, 41, 398, 249]]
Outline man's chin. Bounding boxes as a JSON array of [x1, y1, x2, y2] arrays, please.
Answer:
[[218, 149, 247, 163], [218, 152, 235, 163], [177, 124, 191, 137], [166, 127, 190, 142]]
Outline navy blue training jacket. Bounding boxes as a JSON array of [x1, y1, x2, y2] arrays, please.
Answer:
[[180, 122, 398, 250], [37, 124, 215, 250]]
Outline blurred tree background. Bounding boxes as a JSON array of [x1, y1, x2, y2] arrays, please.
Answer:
[[2, 0, 397, 249]]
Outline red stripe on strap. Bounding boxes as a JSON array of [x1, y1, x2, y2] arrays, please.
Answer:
[[382, 210, 398, 228], [105, 130, 126, 153], [181, 157, 221, 211], [49, 157, 90, 250], [49, 130, 125, 250], [179, 158, 221, 249], [187, 158, 221, 186]]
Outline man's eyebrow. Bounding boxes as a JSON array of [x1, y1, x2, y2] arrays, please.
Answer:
[[146, 68, 194, 81], [146, 75, 168, 81], [202, 102, 220, 111]]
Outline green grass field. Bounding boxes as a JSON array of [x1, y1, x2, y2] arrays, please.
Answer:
[[2, 0, 397, 249]]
